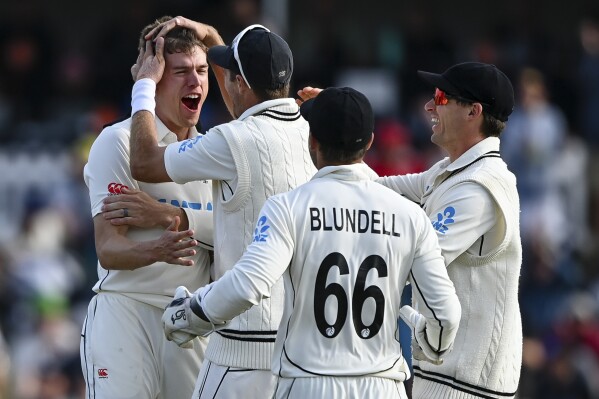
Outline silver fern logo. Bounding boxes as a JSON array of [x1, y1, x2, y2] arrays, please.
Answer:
[[253, 215, 270, 242], [178, 136, 203, 153]]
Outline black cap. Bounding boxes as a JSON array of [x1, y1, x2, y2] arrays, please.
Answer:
[[300, 87, 374, 151], [207, 24, 293, 90], [418, 62, 514, 122]]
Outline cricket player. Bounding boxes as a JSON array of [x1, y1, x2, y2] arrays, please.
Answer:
[[378, 63, 523, 398], [128, 18, 316, 398], [80, 17, 213, 399], [162, 87, 462, 399]]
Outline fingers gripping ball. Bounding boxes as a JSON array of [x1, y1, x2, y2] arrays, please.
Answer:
[[399, 305, 447, 365]]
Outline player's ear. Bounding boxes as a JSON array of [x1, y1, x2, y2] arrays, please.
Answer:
[[469, 103, 483, 118], [236, 74, 248, 90], [365, 133, 374, 151]]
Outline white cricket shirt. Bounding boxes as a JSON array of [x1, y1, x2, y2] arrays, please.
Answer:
[[198, 163, 461, 380], [378, 137, 523, 398], [84, 117, 213, 309], [163, 98, 316, 369]]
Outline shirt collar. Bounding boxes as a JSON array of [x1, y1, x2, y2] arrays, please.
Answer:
[[445, 137, 500, 172], [312, 163, 379, 182], [238, 98, 299, 121], [155, 117, 198, 145]]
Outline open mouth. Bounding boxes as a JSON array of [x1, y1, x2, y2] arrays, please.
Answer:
[[182, 94, 201, 111]]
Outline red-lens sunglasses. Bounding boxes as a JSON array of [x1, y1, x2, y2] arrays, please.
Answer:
[[433, 88, 488, 108], [434, 88, 450, 106]]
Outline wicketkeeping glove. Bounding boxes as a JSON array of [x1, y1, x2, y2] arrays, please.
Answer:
[[162, 286, 214, 348], [400, 305, 448, 365]]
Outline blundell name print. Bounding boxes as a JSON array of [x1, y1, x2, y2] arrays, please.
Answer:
[[309, 207, 401, 237]]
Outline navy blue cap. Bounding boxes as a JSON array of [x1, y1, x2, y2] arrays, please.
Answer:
[[208, 25, 293, 90], [300, 87, 374, 151], [418, 62, 514, 122]]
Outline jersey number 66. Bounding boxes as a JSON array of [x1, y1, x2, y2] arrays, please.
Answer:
[[314, 252, 388, 340]]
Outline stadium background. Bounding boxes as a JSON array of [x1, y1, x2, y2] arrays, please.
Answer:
[[1, 0, 599, 397]]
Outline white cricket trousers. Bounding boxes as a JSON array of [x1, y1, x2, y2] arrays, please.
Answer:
[[80, 293, 208, 399], [192, 359, 278, 399], [275, 375, 408, 399], [192, 359, 407, 399]]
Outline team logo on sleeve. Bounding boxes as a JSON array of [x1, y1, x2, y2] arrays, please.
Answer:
[[178, 136, 203, 153], [432, 206, 455, 234], [107, 183, 129, 195], [253, 216, 270, 242]]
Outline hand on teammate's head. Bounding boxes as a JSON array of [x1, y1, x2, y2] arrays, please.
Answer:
[[296, 86, 323, 106], [145, 17, 180, 41], [131, 50, 143, 82], [134, 37, 166, 83], [144, 16, 210, 44]]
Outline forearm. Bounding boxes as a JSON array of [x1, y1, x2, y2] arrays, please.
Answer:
[[422, 287, 461, 352], [96, 234, 160, 270], [130, 111, 168, 182], [410, 216, 461, 352], [201, 238, 291, 323], [129, 78, 170, 183], [201, 268, 270, 324], [207, 42, 234, 117], [194, 23, 234, 117], [199, 24, 225, 48], [154, 204, 190, 231], [410, 257, 461, 352]]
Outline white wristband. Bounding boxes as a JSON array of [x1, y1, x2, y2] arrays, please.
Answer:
[[131, 78, 156, 116]]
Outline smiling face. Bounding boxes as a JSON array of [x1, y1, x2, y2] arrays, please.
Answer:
[[424, 88, 487, 161], [424, 95, 471, 150], [155, 47, 209, 138]]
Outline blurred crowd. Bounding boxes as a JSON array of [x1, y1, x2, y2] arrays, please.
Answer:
[[1, 0, 599, 398]]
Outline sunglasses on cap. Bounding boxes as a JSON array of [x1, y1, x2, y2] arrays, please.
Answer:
[[232, 24, 270, 89]]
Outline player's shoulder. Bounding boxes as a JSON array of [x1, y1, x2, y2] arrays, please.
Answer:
[[457, 157, 516, 196], [265, 188, 296, 208], [88, 117, 132, 158], [102, 114, 131, 130], [210, 118, 246, 132], [371, 179, 421, 207], [202, 119, 247, 144], [477, 156, 516, 183], [263, 180, 316, 210], [95, 117, 132, 143]]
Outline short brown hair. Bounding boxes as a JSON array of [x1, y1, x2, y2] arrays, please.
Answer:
[[227, 69, 290, 101], [318, 142, 368, 164], [481, 113, 506, 137], [139, 16, 207, 55], [253, 84, 291, 102], [454, 98, 506, 137]]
